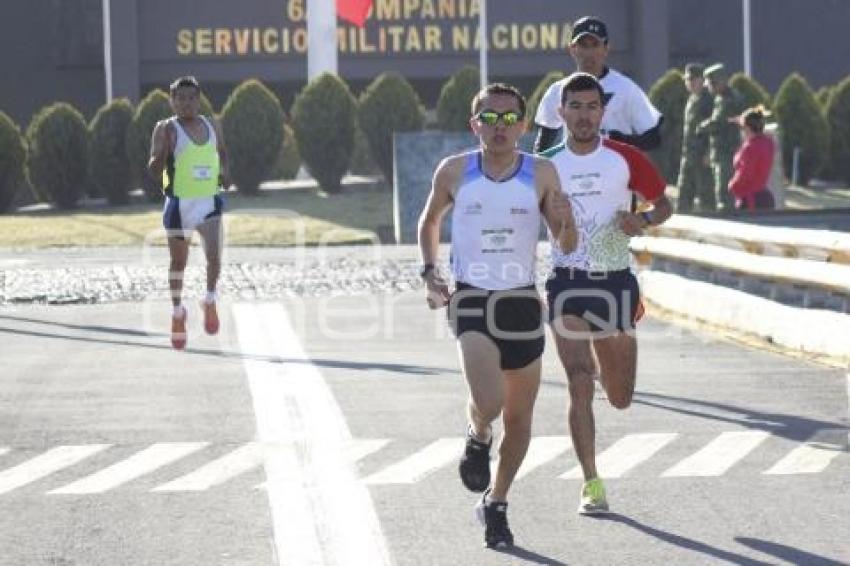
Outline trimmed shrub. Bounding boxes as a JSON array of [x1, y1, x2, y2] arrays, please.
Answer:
[[0, 111, 27, 213], [89, 98, 133, 205], [773, 73, 829, 185], [825, 77, 850, 183], [729, 73, 772, 111], [357, 72, 425, 181], [292, 73, 356, 193], [199, 92, 215, 119], [816, 86, 834, 113], [648, 68, 688, 183], [270, 123, 301, 180], [527, 71, 566, 131], [436, 65, 479, 131], [221, 79, 285, 195], [126, 89, 171, 201], [350, 125, 381, 176], [26, 103, 89, 209]]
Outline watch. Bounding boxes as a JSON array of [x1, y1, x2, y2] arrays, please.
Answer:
[[640, 211, 653, 227], [419, 263, 436, 279]]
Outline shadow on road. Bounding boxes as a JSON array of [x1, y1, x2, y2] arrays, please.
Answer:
[[492, 544, 569, 565], [594, 513, 771, 565], [0, 315, 456, 377], [735, 536, 848, 566]]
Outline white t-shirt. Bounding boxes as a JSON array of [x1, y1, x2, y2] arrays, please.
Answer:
[[450, 151, 541, 290], [535, 68, 661, 137], [543, 139, 665, 271]]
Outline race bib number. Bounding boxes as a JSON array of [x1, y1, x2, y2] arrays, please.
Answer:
[[192, 165, 213, 181], [481, 228, 515, 254]]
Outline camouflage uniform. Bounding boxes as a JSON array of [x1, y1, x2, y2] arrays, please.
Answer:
[[678, 64, 715, 212], [698, 64, 743, 212]]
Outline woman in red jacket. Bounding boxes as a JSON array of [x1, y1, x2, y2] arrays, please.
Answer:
[[728, 105, 775, 211]]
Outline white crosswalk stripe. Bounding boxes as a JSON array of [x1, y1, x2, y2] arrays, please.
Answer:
[[49, 442, 209, 495], [662, 431, 771, 477], [363, 438, 462, 485], [0, 445, 110, 495], [561, 433, 678, 480], [763, 429, 847, 475], [153, 442, 264, 492], [513, 436, 571, 480], [0, 429, 845, 497]]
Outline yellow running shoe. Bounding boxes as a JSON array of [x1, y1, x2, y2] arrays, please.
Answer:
[[578, 478, 609, 515]]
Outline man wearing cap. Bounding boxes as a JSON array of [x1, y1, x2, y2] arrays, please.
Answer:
[[534, 16, 663, 154], [697, 63, 743, 212], [677, 63, 715, 212]]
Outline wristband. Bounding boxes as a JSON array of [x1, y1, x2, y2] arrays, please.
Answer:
[[419, 263, 436, 279], [640, 211, 653, 227]]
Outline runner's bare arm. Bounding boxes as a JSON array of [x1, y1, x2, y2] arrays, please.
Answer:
[[144, 120, 170, 194], [417, 156, 462, 309], [211, 118, 231, 189], [536, 159, 577, 253]]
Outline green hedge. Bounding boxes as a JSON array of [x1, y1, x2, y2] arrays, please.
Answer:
[[0, 111, 26, 213], [220, 79, 285, 195], [89, 98, 134, 205], [648, 69, 688, 183], [357, 72, 425, 181], [825, 77, 850, 183], [729, 73, 772, 111], [774, 73, 829, 185], [270, 123, 301, 180], [436, 66, 479, 131], [292, 73, 356, 193], [26, 102, 89, 209], [126, 89, 172, 201]]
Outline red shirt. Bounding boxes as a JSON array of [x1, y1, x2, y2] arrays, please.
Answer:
[[728, 133, 774, 209]]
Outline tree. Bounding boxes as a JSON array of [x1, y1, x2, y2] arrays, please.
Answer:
[[648, 69, 688, 183], [220, 79, 285, 195], [126, 89, 172, 201], [291, 73, 357, 193], [436, 65, 479, 131], [357, 72, 425, 181], [773, 73, 829, 185], [89, 98, 134, 204], [825, 77, 850, 183], [0, 111, 26, 213], [26, 103, 89, 209], [729, 73, 772, 111]]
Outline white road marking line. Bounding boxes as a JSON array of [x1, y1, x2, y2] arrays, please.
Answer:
[[513, 436, 571, 480], [662, 431, 770, 477], [763, 429, 846, 475], [48, 442, 208, 494], [254, 439, 391, 490], [561, 433, 678, 480], [0, 445, 110, 495], [363, 438, 462, 485], [152, 442, 264, 492], [234, 302, 391, 566]]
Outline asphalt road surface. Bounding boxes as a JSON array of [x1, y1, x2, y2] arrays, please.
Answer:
[[1, 294, 847, 565]]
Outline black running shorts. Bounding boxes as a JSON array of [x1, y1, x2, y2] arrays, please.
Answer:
[[545, 268, 641, 333], [448, 282, 545, 370]]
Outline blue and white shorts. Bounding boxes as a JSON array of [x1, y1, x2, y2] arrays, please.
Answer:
[[162, 194, 224, 239]]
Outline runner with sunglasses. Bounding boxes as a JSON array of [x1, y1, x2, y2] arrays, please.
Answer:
[[418, 83, 577, 549]]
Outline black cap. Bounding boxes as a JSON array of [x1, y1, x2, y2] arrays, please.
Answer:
[[571, 16, 608, 44]]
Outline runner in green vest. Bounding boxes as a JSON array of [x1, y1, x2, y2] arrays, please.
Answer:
[[146, 76, 231, 350]]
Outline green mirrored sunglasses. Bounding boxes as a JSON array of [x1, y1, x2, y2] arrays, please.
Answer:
[[476, 109, 523, 126]]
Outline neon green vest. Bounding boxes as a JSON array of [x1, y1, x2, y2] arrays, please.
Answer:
[[163, 117, 220, 199]]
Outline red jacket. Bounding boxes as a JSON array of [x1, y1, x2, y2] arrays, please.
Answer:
[[728, 133, 774, 210]]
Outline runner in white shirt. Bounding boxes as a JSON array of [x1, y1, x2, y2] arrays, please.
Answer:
[[534, 16, 663, 154], [541, 72, 672, 515], [418, 83, 577, 549]]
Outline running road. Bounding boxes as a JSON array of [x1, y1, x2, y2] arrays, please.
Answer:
[[0, 294, 847, 565]]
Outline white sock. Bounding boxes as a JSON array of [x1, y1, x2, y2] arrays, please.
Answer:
[[204, 291, 217, 304]]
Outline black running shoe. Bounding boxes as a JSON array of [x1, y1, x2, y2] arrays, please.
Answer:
[[474, 490, 514, 549], [459, 426, 491, 492]]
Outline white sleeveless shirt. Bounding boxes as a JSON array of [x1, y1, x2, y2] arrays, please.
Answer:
[[450, 151, 541, 290]]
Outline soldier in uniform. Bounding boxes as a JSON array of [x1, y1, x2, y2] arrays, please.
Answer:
[[697, 63, 742, 212], [677, 63, 714, 212]]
